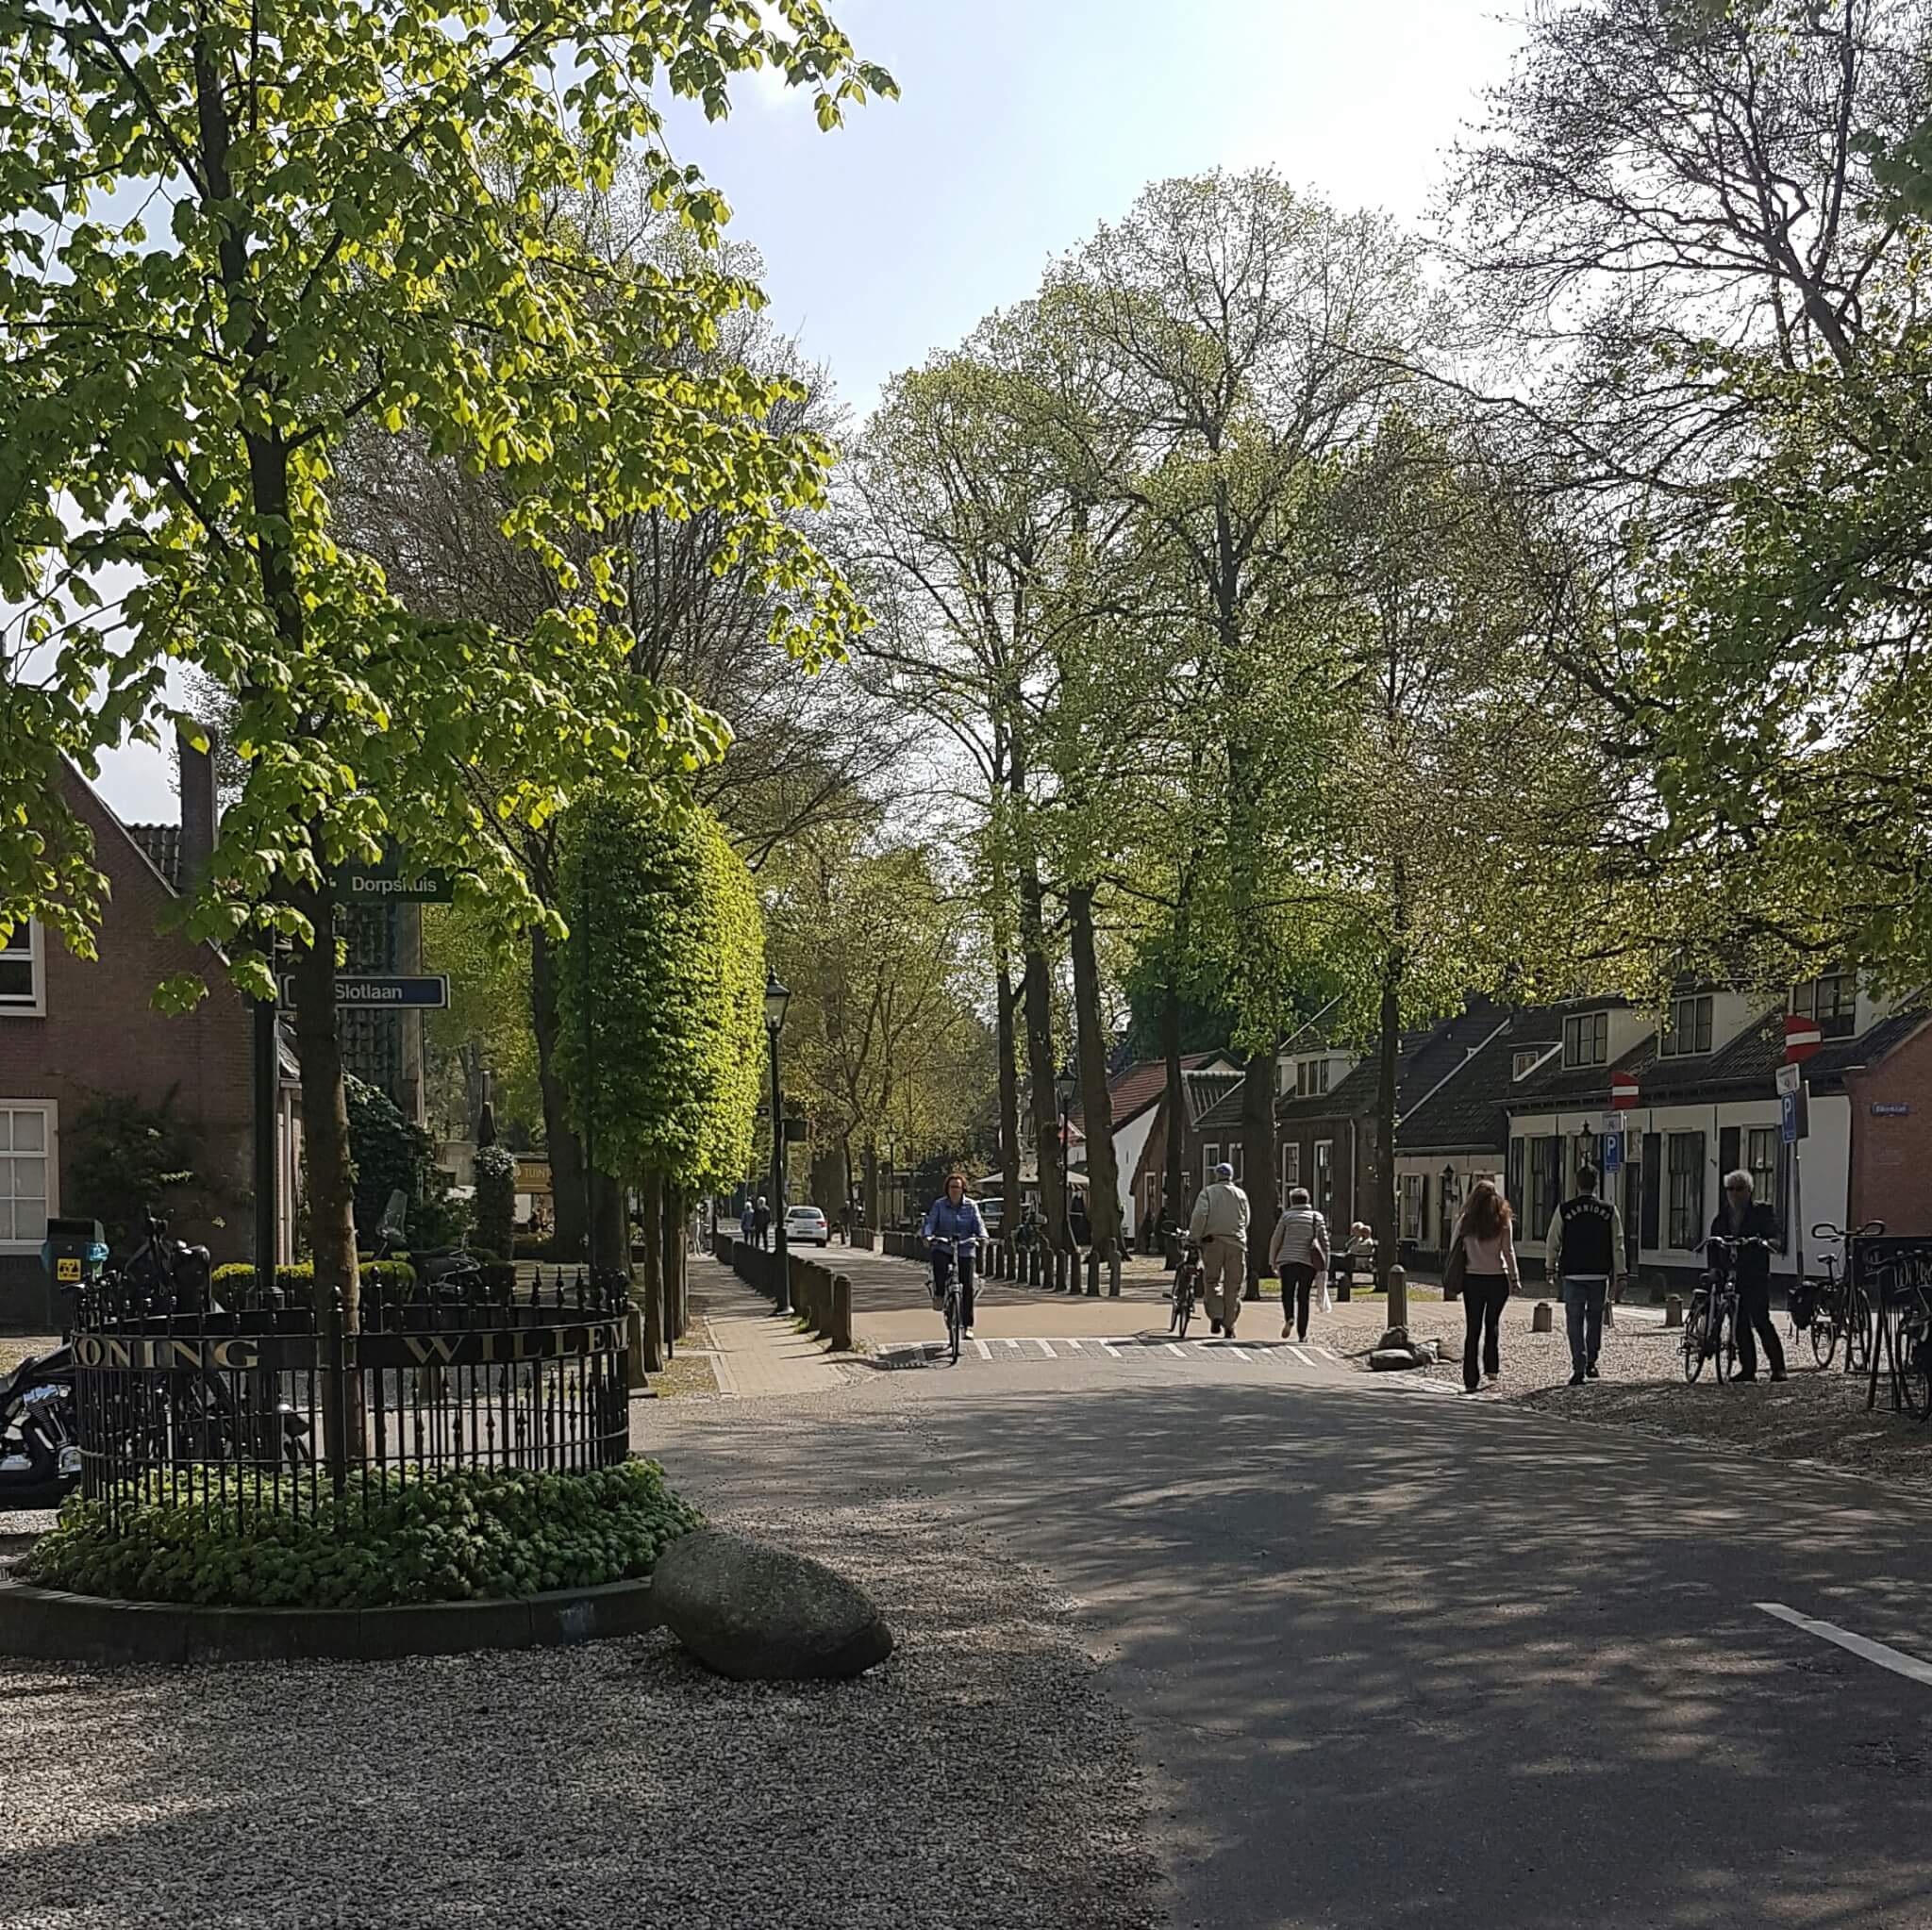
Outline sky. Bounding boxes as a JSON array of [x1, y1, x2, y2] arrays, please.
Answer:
[[92, 0, 1528, 824]]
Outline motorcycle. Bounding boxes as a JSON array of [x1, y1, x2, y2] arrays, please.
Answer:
[[0, 1224, 105, 1510]]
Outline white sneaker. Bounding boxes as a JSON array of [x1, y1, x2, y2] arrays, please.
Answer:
[[963, 1326, 974, 1339]]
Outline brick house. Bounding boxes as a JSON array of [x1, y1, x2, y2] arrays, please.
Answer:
[[0, 748, 299, 1326], [1066, 1054, 1241, 1249]]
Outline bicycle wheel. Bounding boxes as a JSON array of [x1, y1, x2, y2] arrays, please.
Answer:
[[1713, 1300, 1737, 1383], [1845, 1296, 1871, 1374], [1683, 1304, 1708, 1383], [1175, 1274, 1193, 1340], [947, 1290, 961, 1364], [1901, 1320, 1932, 1423], [1810, 1304, 1839, 1370]]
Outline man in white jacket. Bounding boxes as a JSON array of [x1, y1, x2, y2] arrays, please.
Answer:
[[1189, 1161, 1252, 1337]]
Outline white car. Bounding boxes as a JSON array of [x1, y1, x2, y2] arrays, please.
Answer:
[[784, 1205, 830, 1247]]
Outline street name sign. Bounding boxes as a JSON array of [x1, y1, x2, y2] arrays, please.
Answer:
[[280, 974, 450, 1009]]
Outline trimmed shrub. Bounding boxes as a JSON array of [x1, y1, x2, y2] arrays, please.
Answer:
[[474, 1143, 518, 1271], [25, 1461, 701, 1608], [211, 1260, 416, 1300]]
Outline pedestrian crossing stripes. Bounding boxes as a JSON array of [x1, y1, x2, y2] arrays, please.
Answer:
[[874, 1333, 1459, 1395]]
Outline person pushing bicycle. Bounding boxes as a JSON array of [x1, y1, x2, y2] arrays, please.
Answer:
[[1711, 1169, 1786, 1382], [923, 1173, 988, 1339]]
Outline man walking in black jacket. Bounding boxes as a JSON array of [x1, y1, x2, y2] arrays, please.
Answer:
[[1545, 1165, 1627, 1387]]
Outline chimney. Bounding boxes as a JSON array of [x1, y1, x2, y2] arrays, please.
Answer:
[[177, 719, 218, 891]]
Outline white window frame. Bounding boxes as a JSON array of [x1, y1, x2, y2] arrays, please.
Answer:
[[1563, 1011, 1609, 1068], [1398, 1173, 1424, 1242], [1281, 1140, 1301, 1192], [1296, 1057, 1330, 1098], [1792, 972, 1857, 1040], [1658, 994, 1714, 1058], [1313, 1139, 1335, 1214], [1202, 1143, 1220, 1187], [0, 1099, 58, 1251], [0, 920, 46, 1018]]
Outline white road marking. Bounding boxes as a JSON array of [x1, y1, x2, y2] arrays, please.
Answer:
[[1066, 1339, 1084, 1352], [1004, 1338, 1023, 1352], [1226, 1346, 1251, 1362], [1034, 1338, 1056, 1357], [974, 1339, 992, 1360], [1192, 1341, 1217, 1357], [1318, 1346, 1341, 1361], [1289, 1346, 1314, 1366], [1757, 1603, 1932, 1689], [1166, 1343, 1187, 1358], [1099, 1340, 1122, 1358]]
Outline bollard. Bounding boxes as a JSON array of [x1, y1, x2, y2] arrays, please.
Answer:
[[1665, 1294, 1683, 1329], [1532, 1301, 1554, 1334], [830, 1273, 853, 1352], [1336, 1265, 1351, 1304], [1026, 1246, 1041, 1289], [1108, 1254, 1122, 1298], [1387, 1264, 1408, 1335], [1087, 1249, 1101, 1297]]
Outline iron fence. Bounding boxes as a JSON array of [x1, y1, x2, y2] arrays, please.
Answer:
[[72, 1267, 632, 1529]]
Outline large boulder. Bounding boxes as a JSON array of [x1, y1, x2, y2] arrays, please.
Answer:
[[651, 1528, 893, 1681]]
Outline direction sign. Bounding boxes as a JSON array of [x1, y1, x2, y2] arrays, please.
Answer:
[[335, 863, 454, 904], [1610, 1071, 1640, 1110], [1784, 1013, 1824, 1063], [1774, 1062, 1802, 1096], [280, 974, 450, 1009]]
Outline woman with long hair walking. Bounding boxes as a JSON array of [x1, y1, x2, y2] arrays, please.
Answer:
[[1451, 1178, 1520, 1393]]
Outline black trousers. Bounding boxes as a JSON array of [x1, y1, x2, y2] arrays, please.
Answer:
[[1734, 1276, 1785, 1378], [1462, 1273, 1508, 1390], [933, 1253, 976, 1328], [1279, 1262, 1317, 1339]]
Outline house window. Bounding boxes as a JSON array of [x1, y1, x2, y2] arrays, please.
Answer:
[[1667, 1132, 1706, 1251], [0, 922, 43, 1015], [0, 1104, 52, 1245], [1792, 972, 1857, 1040], [1398, 1173, 1425, 1242], [1202, 1143, 1219, 1187], [1744, 1126, 1786, 1241], [1281, 1140, 1301, 1192], [1563, 1011, 1609, 1068], [1313, 1140, 1334, 1215], [1526, 1135, 1560, 1231], [1229, 1144, 1244, 1182], [1296, 1057, 1330, 1098], [1658, 995, 1713, 1058], [1511, 1049, 1545, 1080]]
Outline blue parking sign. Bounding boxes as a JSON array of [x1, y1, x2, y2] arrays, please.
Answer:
[[1780, 1091, 1799, 1142], [1602, 1130, 1623, 1173]]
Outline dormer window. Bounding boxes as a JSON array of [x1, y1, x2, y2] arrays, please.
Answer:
[[1296, 1057, 1331, 1098], [1658, 994, 1713, 1058], [1511, 1049, 1545, 1080], [1792, 972, 1857, 1041], [1563, 1011, 1609, 1069]]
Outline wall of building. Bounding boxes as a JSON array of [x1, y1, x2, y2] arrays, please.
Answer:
[[0, 775, 256, 1327], [1510, 1094, 1852, 1283], [1846, 1023, 1932, 1235]]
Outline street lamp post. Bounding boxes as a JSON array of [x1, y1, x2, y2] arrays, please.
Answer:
[[764, 972, 792, 1315], [1054, 1069, 1075, 1292]]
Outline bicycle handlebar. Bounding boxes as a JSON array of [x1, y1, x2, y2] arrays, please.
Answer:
[[1811, 1220, 1886, 1242]]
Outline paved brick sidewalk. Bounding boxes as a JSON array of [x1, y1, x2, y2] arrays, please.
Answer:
[[688, 1260, 854, 1399]]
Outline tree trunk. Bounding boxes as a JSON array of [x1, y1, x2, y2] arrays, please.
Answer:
[[1068, 885, 1121, 1259], [589, 1169, 628, 1278], [661, 1182, 683, 1347], [995, 954, 1023, 1249], [289, 873, 363, 1465], [1240, 1052, 1277, 1299], [862, 1138, 879, 1226], [638, 1174, 664, 1373], [528, 923, 588, 1257], [1161, 961, 1186, 1242], [1019, 870, 1066, 1256]]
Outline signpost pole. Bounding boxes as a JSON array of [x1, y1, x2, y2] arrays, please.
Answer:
[[253, 996, 277, 1297]]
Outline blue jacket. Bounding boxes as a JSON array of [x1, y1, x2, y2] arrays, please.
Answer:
[[923, 1195, 987, 1244]]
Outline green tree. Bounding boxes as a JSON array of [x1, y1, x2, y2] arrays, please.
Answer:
[[555, 791, 763, 1355], [0, 0, 889, 1438]]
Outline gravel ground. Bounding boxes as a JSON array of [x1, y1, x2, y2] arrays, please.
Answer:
[[0, 1333, 57, 1374], [0, 1492, 1163, 1930], [647, 1348, 723, 1401]]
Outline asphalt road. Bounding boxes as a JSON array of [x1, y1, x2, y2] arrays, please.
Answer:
[[650, 1342, 1932, 1930]]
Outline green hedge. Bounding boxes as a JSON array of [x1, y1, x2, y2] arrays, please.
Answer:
[[25, 1461, 702, 1608], [211, 1260, 416, 1298]]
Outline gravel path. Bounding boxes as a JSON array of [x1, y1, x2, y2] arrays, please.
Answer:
[[0, 1491, 1162, 1930]]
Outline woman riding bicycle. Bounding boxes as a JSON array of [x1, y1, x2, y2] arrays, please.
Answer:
[[923, 1174, 988, 1339]]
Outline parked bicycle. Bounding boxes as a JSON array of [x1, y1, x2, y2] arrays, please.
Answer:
[[1801, 1220, 1884, 1372], [1170, 1237, 1203, 1340], [1875, 1241, 1932, 1424], [1682, 1235, 1774, 1383]]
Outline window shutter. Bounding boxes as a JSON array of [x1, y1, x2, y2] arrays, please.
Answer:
[[1641, 1134, 1661, 1248]]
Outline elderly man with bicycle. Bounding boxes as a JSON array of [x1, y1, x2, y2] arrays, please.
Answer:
[[1712, 1168, 1787, 1383]]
